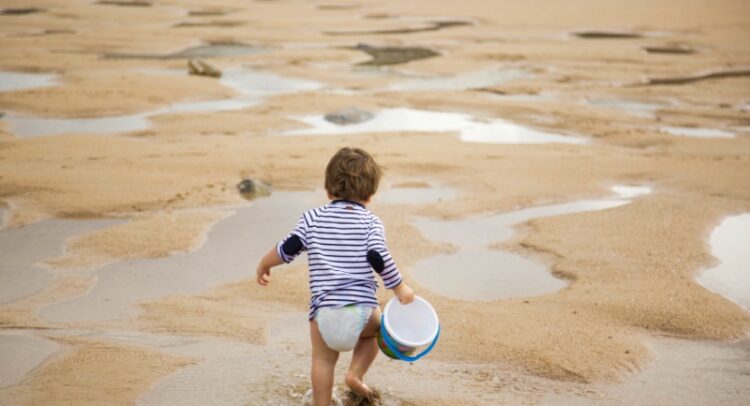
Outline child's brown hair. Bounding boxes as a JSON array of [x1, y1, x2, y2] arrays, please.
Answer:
[[325, 147, 382, 202]]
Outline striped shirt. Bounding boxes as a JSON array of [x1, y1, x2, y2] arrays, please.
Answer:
[[276, 199, 403, 320]]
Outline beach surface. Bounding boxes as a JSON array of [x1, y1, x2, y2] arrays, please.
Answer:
[[1, 0, 749, 404]]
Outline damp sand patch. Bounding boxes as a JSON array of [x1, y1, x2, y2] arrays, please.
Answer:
[[282, 107, 587, 145], [697, 213, 750, 311], [0, 8, 42, 15], [410, 185, 651, 300], [2, 69, 321, 137], [378, 182, 457, 205], [540, 338, 750, 405]]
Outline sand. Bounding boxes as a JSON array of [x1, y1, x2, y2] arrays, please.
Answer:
[[0, 0, 749, 404]]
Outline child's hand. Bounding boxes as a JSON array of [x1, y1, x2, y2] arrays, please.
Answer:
[[257, 265, 271, 286], [393, 283, 415, 304]]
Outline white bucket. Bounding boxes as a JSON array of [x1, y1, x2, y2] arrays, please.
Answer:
[[378, 296, 440, 361]]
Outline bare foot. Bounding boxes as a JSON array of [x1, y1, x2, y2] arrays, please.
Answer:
[[343, 387, 381, 406], [344, 370, 371, 396]]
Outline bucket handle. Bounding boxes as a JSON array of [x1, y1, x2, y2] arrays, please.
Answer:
[[379, 314, 440, 363]]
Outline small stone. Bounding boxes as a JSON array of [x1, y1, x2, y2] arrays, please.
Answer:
[[324, 107, 374, 126], [237, 178, 272, 200], [188, 58, 222, 78]]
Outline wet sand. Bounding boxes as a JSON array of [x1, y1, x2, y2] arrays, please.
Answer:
[[1, 0, 750, 404]]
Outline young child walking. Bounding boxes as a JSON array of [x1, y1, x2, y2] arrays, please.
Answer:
[[256, 147, 415, 406]]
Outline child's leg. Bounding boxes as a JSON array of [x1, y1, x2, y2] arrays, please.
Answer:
[[310, 320, 339, 406], [345, 307, 381, 396]]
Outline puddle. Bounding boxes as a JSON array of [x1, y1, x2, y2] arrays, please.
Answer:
[[38, 192, 318, 323], [0, 332, 61, 388], [410, 185, 651, 300], [3, 69, 321, 137], [697, 214, 750, 310], [283, 108, 587, 145], [102, 42, 268, 60], [387, 68, 529, 91], [0, 71, 58, 92], [540, 338, 750, 405], [585, 98, 665, 118], [0, 218, 121, 304], [351, 44, 439, 66], [659, 126, 735, 138]]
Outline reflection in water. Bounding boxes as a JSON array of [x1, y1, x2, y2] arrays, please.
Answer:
[[283, 108, 587, 144]]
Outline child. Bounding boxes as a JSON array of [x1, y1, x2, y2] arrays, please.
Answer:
[[256, 147, 415, 406]]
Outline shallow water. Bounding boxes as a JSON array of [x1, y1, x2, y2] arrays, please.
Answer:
[[387, 68, 529, 91], [0, 218, 121, 304], [660, 126, 735, 138], [38, 193, 318, 323], [0, 71, 57, 92], [283, 108, 587, 144], [410, 185, 651, 300], [3, 70, 322, 137], [102, 43, 267, 60], [585, 98, 665, 118], [697, 213, 750, 310], [0, 332, 61, 387]]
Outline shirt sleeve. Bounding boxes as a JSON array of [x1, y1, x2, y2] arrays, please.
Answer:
[[367, 215, 403, 289], [276, 212, 309, 263]]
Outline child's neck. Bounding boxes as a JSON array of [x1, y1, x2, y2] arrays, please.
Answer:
[[330, 197, 369, 208]]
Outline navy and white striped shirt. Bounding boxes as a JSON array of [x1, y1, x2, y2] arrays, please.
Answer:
[[276, 199, 403, 320]]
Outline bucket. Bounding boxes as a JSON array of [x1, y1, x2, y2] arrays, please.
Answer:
[[377, 296, 440, 362]]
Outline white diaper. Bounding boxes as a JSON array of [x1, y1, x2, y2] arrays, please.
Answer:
[[315, 305, 373, 352]]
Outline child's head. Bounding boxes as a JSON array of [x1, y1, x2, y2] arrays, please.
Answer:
[[325, 147, 382, 202]]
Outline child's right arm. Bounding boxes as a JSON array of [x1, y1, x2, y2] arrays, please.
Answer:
[[256, 247, 284, 286]]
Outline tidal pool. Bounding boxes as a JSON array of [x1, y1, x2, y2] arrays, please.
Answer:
[[0, 217, 121, 304], [585, 98, 665, 118], [697, 213, 750, 310], [410, 185, 651, 301], [387, 68, 529, 91], [0, 333, 61, 387], [38, 193, 318, 323], [283, 108, 587, 144], [3, 70, 321, 137], [0, 71, 58, 92]]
